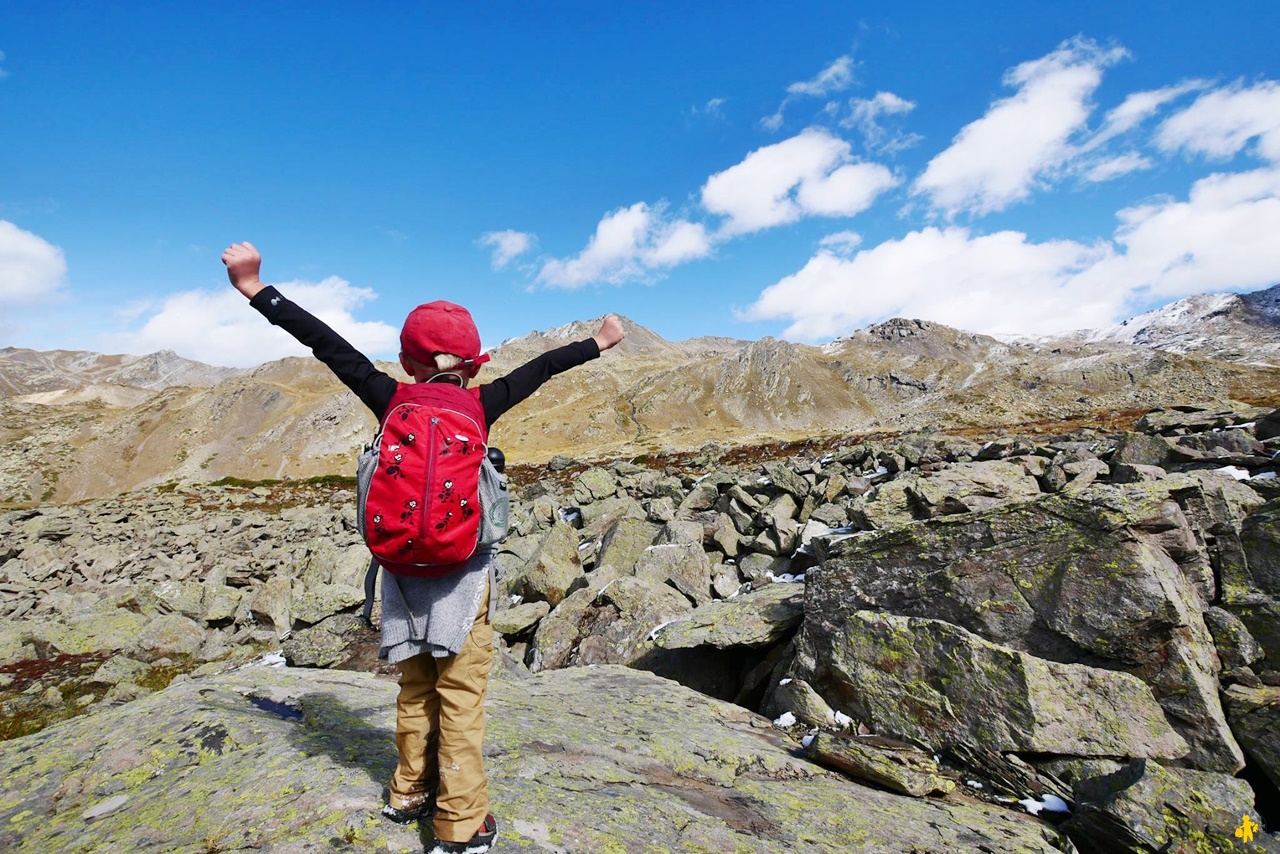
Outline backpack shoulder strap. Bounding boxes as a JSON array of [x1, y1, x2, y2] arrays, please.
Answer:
[[386, 381, 489, 440]]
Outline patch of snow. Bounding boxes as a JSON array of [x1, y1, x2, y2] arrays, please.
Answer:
[[767, 571, 806, 584], [966, 780, 984, 790], [509, 595, 523, 605], [819, 453, 835, 465], [558, 508, 581, 523], [1019, 794, 1071, 816], [245, 653, 287, 668], [1252, 471, 1278, 481], [773, 711, 797, 728], [646, 620, 679, 641], [833, 711, 853, 729], [779, 678, 793, 686], [801, 731, 817, 748], [1216, 466, 1252, 481]]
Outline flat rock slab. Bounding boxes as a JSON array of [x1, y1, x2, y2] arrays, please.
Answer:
[[652, 582, 805, 649], [0, 664, 1074, 853]]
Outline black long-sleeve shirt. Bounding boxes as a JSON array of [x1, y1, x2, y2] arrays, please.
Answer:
[[250, 285, 599, 425]]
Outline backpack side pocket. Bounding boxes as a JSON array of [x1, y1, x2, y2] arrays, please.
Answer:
[[477, 455, 509, 548]]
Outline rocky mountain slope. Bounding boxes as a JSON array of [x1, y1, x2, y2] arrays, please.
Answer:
[[4, 404, 1280, 851], [1037, 281, 1280, 365], [4, 285, 1280, 505], [0, 347, 239, 399]]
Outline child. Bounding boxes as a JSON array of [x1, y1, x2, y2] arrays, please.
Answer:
[[222, 241, 624, 854]]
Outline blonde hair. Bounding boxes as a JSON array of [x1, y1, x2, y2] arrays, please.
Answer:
[[432, 353, 463, 371], [403, 351, 469, 383]]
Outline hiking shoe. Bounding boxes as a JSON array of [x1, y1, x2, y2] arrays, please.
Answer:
[[380, 797, 434, 824], [425, 813, 498, 854]]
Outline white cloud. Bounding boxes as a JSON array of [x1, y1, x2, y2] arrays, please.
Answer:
[[842, 91, 921, 154], [914, 38, 1127, 216], [0, 220, 67, 305], [1095, 80, 1208, 142], [1156, 80, 1280, 163], [104, 277, 399, 368], [0, 50, 9, 79], [818, 230, 863, 255], [478, 229, 537, 270], [536, 203, 711, 289], [691, 97, 726, 119], [1082, 152, 1153, 183], [702, 128, 898, 236], [788, 56, 855, 97], [747, 164, 1280, 340], [743, 227, 1113, 339], [764, 55, 855, 130], [1076, 166, 1280, 300]]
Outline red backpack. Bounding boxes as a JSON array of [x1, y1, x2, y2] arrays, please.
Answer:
[[356, 378, 488, 577]]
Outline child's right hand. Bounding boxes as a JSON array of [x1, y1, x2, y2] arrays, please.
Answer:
[[222, 241, 265, 299]]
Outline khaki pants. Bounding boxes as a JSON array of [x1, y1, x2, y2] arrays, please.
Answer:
[[388, 579, 494, 843]]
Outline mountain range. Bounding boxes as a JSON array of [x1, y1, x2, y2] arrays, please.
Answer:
[[3, 284, 1279, 505]]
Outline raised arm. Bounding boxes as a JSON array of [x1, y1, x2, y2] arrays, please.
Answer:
[[223, 242, 398, 419], [480, 315, 625, 425]]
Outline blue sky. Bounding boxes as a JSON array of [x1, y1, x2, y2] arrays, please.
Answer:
[[3, 2, 1279, 367]]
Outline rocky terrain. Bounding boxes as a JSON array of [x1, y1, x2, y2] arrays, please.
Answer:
[[4, 401, 1280, 851], [4, 283, 1280, 505]]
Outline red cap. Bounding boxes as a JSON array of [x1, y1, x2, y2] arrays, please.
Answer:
[[399, 301, 491, 367]]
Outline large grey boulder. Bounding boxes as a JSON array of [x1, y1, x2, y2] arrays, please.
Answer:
[[0, 665, 1076, 853], [571, 466, 618, 504], [249, 576, 293, 636], [290, 583, 365, 626], [1224, 684, 1280, 790], [1240, 499, 1280, 597], [850, 460, 1042, 529], [528, 571, 692, 672], [573, 576, 692, 666], [811, 480, 1243, 772], [634, 542, 713, 606], [592, 517, 659, 575], [1205, 606, 1266, 670], [508, 520, 583, 607], [280, 613, 365, 667], [528, 586, 595, 671], [492, 600, 551, 637], [1110, 431, 1173, 468], [1063, 759, 1279, 853], [793, 611, 1187, 760], [1136, 404, 1260, 436], [1228, 498, 1280, 664]]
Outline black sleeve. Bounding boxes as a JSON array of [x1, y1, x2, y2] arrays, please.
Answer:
[[480, 339, 600, 425], [249, 285, 399, 420]]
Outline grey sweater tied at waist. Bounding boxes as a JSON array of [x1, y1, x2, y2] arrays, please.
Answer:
[[378, 551, 500, 664]]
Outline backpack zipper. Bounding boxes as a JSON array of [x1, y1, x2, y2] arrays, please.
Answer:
[[420, 415, 440, 548]]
